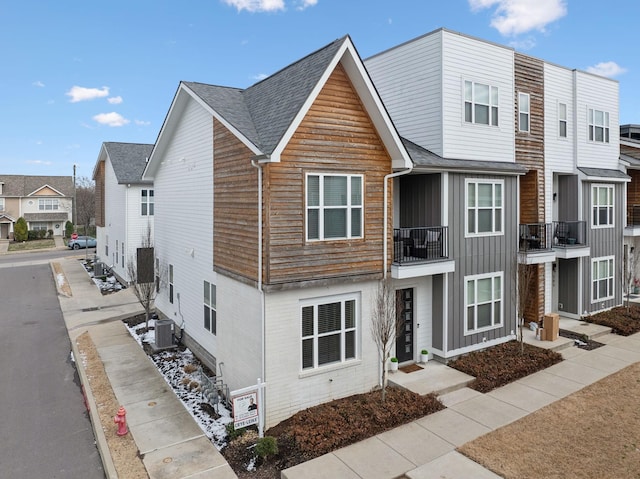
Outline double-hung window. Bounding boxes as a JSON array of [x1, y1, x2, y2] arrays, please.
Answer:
[[592, 185, 614, 227], [588, 109, 610, 143], [466, 179, 503, 236], [141, 189, 154, 216], [464, 80, 499, 126], [306, 174, 362, 241], [592, 257, 614, 302], [301, 295, 357, 370], [465, 272, 503, 334], [558, 102, 567, 138], [204, 281, 216, 335], [518, 93, 530, 132], [39, 198, 59, 211], [0, 198, 4, 211]]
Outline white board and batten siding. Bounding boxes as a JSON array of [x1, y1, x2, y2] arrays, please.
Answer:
[[100, 157, 126, 276], [122, 185, 154, 283]]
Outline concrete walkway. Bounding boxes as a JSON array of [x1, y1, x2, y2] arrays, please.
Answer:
[[54, 257, 237, 479]]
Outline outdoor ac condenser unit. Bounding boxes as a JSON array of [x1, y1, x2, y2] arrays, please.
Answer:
[[94, 262, 105, 277], [155, 320, 174, 349]]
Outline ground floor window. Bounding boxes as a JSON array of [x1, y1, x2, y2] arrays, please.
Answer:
[[592, 256, 614, 302], [301, 294, 358, 370], [31, 222, 48, 231], [465, 271, 503, 334], [204, 281, 216, 334]]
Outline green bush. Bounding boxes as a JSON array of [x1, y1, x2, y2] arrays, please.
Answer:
[[255, 436, 278, 461], [65, 221, 74, 238], [47, 229, 54, 238], [225, 423, 246, 441], [14, 217, 28, 241]]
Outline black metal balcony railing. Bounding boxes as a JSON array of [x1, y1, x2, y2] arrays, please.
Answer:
[[628, 205, 640, 226], [519, 223, 552, 252], [393, 226, 448, 264], [552, 220, 587, 247]]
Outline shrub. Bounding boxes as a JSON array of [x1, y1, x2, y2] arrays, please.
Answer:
[[255, 436, 278, 462], [47, 229, 54, 238], [225, 422, 247, 441], [65, 221, 74, 238], [14, 217, 28, 241], [37, 229, 47, 239], [27, 230, 38, 240]]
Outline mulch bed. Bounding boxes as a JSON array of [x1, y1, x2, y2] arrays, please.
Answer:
[[582, 304, 640, 336], [448, 340, 563, 393], [558, 329, 605, 350]]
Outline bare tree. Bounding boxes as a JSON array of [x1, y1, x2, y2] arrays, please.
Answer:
[[75, 176, 95, 235], [514, 259, 536, 354], [623, 244, 640, 310], [370, 278, 403, 403], [127, 224, 160, 330]]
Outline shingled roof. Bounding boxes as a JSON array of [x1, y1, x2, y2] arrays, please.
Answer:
[[183, 36, 346, 154], [103, 142, 154, 184], [0, 175, 74, 197]]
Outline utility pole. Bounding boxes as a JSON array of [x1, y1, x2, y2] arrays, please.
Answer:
[[73, 164, 77, 228]]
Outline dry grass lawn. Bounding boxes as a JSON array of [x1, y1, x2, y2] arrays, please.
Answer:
[[459, 361, 640, 479]]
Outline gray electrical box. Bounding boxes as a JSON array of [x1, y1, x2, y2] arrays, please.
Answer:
[[155, 320, 174, 348]]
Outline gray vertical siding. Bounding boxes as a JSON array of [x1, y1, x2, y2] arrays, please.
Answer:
[[446, 173, 519, 352], [580, 181, 625, 314], [558, 175, 579, 221], [400, 174, 442, 226]]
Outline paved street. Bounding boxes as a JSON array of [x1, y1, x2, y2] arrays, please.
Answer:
[[0, 263, 104, 478]]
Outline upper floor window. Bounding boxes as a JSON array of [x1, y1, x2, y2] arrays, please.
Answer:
[[518, 93, 530, 132], [141, 189, 154, 216], [39, 198, 59, 211], [464, 80, 499, 126], [465, 272, 503, 335], [466, 179, 503, 236], [0, 198, 4, 211], [558, 103, 567, 138], [592, 256, 614, 302], [592, 185, 614, 227], [588, 109, 610, 143], [204, 281, 216, 335], [306, 174, 362, 241], [301, 294, 357, 370]]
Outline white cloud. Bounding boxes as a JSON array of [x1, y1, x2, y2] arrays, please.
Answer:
[[586, 61, 627, 78], [253, 73, 268, 81], [33, 81, 45, 87], [222, 0, 285, 12], [93, 112, 130, 127], [135, 119, 151, 126], [66, 85, 110, 103], [26, 159, 52, 166], [108, 96, 123, 104], [469, 0, 567, 36], [509, 36, 536, 50], [295, 0, 317, 10]]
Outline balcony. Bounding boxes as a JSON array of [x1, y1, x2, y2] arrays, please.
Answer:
[[625, 205, 640, 237], [519, 223, 552, 252], [393, 226, 449, 264], [552, 220, 590, 259]]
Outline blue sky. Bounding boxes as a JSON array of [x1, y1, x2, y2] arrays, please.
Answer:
[[1, 0, 637, 178]]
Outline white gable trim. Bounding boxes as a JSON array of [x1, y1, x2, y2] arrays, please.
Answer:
[[269, 38, 412, 170], [27, 184, 65, 197]]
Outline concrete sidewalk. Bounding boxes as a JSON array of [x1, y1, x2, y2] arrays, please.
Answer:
[[54, 257, 237, 479]]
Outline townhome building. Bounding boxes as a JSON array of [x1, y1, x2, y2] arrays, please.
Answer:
[[365, 28, 626, 343], [93, 142, 154, 283], [620, 125, 640, 285], [0, 175, 73, 238], [143, 36, 413, 427]]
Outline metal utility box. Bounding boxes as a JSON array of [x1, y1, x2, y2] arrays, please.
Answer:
[[155, 320, 174, 348]]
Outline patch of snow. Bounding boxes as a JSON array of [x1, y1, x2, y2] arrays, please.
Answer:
[[56, 273, 66, 288]]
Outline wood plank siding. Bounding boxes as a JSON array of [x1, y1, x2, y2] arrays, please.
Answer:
[[95, 160, 105, 227], [626, 169, 640, 221], [266, 64, 391, 286], [213, 118, 260, 282], [515, 53, 545, 324]]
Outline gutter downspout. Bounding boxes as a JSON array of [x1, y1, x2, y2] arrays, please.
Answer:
[[251, 156, 268, 389], [383, 165, 413, 278]]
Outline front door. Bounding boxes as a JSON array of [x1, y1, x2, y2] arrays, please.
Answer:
[[396, 288, 414, 362]]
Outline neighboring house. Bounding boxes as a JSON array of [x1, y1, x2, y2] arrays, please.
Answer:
[[366, 29, 626, 335], [620, 126, 640, 285], [93, 142, 154, 283], [0, 175, 73, 238], [143, 36, 412, 427]]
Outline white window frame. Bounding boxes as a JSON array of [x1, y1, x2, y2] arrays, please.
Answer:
[[588, 108, 610, 144], [558, 102, 567, 138], [169, 264, 174, 304], [465, 179, 504, 237], [31, 222, 48, 231], [306, 173, 363, 241], [115, 240, 119, 265], [300, 293, 358, 371], [464, 80, 499, 126], [38, 198, 59, 211], [592, 184, 614, 228], [141, 189, 154, 216], [121, 242, 125, 268], [592, 256, 614, 303], [204, 281, 216, 335], [518, 92, 530, 133], [464, 271, 504, 335], [0, 198, 5, 211]]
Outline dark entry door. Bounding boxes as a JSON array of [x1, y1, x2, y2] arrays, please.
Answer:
[[395, 288, 414, 362]]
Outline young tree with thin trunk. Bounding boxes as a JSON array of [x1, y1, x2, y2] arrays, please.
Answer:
[[75, 176, 95, 236], [623, 244, 640, 310], [370, 277, 403, 403], [127, 224, 161, 330], [514, 259, 536, 354]]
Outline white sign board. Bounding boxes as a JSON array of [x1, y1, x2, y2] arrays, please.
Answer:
[[232, 391, 259, 429]]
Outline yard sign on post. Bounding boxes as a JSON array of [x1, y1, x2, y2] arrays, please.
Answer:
[[231, 378, 266, 437]]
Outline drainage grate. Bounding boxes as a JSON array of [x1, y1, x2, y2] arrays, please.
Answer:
[[82, 306, 101, 312]]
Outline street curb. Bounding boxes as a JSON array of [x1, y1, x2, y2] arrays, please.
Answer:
[[71, 335, 119, 479]]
